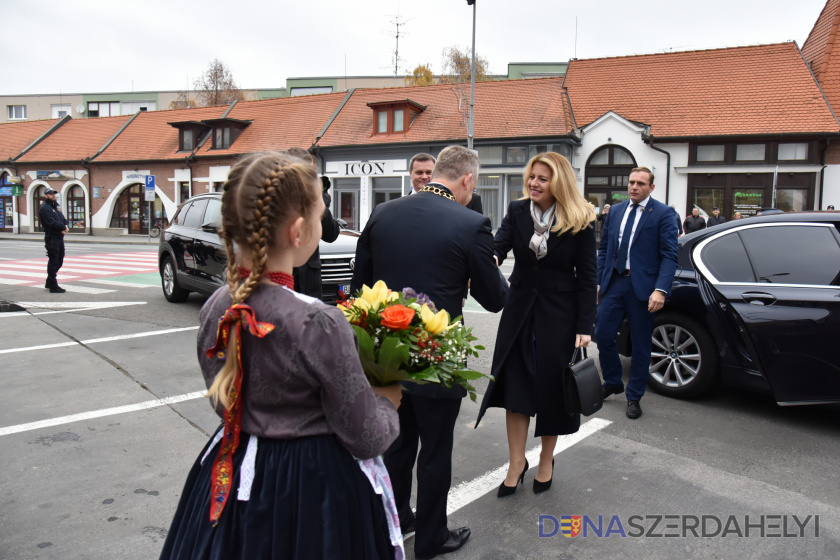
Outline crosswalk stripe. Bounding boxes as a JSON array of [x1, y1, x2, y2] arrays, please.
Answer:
[[0, 251, 159, 289], [0, 269, 80, 279]]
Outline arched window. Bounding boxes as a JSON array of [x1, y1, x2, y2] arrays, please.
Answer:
[[33, 185, 48, 232], [109, 184, 165, 234], [584, 145, 638, 241]]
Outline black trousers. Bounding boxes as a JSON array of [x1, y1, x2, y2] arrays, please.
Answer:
[[45, 235, 65, 287], [384, 393, 462, 558]]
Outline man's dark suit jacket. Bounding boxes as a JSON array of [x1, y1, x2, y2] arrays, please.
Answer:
[[293, 191, 341, 299], [466, 191, 483, 214], [597, 197, 679, 301], [351, 184, 508, 399]]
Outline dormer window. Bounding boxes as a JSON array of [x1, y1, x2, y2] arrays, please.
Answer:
[[203, 118, 252, 150], [168, 120, 212, 152], [367, 100, 425, 136]]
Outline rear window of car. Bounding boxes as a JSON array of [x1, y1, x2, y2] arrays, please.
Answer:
[[700, 234, 755, 283], [203, 198, 222, 227], [740, 225, 840, 286], [181, 198, 209, 229], [172, 202, 192, 226]]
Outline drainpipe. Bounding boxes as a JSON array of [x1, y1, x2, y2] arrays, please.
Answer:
[[819, 139, 829, 210], [185, 155, 195, 201], [645, 135, 671, 204], [80, 158, 93, 236]]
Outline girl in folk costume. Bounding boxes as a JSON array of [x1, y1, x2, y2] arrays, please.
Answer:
[[160, 152, 404, 560]]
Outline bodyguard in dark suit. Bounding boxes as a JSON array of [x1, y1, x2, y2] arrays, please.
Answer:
[[595, 167, 678, 419], [351, 145, 507, 559]]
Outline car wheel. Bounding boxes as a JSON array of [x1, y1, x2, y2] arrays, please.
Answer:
[[161, 255, 190, 303], [648, 312, 719, 398]]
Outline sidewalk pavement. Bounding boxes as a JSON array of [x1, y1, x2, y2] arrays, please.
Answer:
[[0, 232, 158, 246]]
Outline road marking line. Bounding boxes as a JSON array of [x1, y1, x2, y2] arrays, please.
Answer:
[[80, 278, 156, 288], [0, 391, 207, 437], [14, 301, 147, 309], [0, 278, 27, 285], [0, 326, 198, 354], [445, 418, 612, 515]]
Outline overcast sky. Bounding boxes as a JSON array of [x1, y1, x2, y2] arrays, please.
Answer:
[[0, 0, 829, 96]]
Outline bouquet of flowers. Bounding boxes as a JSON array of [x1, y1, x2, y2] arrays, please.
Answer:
[[338, 281, 490, 402]]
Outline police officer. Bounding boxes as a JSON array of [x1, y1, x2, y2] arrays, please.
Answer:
[[39, 188, 69, 293]]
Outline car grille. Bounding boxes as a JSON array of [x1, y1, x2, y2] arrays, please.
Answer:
[[321, 254, 354, 305]]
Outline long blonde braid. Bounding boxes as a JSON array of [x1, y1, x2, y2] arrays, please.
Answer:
[[207, 153, 319, 409]]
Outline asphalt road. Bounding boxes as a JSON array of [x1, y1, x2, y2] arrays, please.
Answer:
[[0, 238, 838, 559]]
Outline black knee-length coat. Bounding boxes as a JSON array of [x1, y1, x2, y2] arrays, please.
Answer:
[[476, 199, 598, 436]]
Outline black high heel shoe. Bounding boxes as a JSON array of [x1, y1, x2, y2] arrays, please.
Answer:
[[533, 459, 555, 494], [497, 460, 529, 498]]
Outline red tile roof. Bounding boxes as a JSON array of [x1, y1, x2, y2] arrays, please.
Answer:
[[94, 106, 226, 162], [0, 119, 60, 161], [802, 0, 840, 117], [16, 115, 131, 162], [317, 78, 571, 147], [193, 93, 346, 156], [563, 42, 840, 137]]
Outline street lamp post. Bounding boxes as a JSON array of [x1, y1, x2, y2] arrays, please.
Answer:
[[467, 0, 476, 150]]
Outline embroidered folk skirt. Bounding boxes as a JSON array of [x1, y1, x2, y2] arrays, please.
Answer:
[[160, 431, 395, 560]]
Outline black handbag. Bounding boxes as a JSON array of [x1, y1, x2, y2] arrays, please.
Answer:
[[564, 347, 603, 416]]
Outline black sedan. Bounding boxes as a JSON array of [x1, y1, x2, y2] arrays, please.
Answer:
[[158, 193, 357, 304], [616, 211, 840, 405]]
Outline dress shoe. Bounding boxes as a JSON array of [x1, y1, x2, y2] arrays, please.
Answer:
[[533, 458, 555, 494], [602, 383, 624, 400], [497, 460, 528, 497], [50, 286, 66, 294], [416, 527, 471, 558], [627, 400, 642, 419]]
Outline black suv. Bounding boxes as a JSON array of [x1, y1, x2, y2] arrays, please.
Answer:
[[158, 193, 357, 304], [614, 211, 840, 406]]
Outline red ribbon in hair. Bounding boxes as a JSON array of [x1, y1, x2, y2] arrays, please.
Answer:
[[205, 302, 275, 524]]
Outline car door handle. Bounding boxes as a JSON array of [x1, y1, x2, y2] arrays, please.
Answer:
[[742, 292, 777, 306]]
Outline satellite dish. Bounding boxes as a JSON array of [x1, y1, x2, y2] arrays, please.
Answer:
[[75, 104, 85, 114]]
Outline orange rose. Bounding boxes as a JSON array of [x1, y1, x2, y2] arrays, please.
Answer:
[[379, 304, 415, 331]]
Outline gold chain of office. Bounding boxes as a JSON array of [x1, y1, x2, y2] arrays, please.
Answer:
[[420, 185, 456, 202]]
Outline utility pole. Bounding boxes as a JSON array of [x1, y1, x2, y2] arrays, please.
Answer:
[[467, 0, 476, 149]]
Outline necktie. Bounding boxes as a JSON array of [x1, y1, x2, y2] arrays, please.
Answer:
[[615, 204, 639, 274]]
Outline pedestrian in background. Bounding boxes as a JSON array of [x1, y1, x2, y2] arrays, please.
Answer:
[[160, 151, 402, 560], [828, 205, 836, 210], [475, 152, 597, 497], [670, 204, 683, 236], [707, 207, 726, 227], [733, 212, 743, 220], [683, 207, 706, 233], [39, 187, 68, 293]]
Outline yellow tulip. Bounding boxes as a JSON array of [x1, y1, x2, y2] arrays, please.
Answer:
[[420, 304, 453, 335], [359, 280, 398, 311]]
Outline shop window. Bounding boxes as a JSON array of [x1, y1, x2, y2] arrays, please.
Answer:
[[7, 105, 26, 120], [478, 174, 501, 229], [505, 147, 529, 165], [778, 143, 808, 161], [735, 144, 766, 162], [696, 145, 725, 162], [372, 177, 402, 208], [67, 186, 86, 230], [529, 144, 570, 159], [508, 175, 524, 204], [476, 146, 502, 164], [776, 188, 809, 212], [589, 149, 609, 165], [52, 105, 71, 118]]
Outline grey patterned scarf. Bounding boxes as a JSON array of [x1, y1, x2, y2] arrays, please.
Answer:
[[529, 201, 556, 260]]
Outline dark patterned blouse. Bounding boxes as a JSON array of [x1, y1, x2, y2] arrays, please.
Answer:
[[198, 283, 399, 460]]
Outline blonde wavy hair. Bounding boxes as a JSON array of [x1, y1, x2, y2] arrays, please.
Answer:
[[521, 152, 595, 235], [206, 151, 320, 409]]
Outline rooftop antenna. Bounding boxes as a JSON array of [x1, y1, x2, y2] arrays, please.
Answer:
[[574, 17, 578, 59]]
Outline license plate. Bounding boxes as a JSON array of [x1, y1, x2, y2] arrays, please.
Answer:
[[340, 284, 351, 296]]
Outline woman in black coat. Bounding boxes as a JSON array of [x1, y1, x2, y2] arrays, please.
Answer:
[[476, 152, 597, 496]]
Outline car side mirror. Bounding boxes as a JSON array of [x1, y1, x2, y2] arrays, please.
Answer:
[[201, 221, 220, 233], [337, 218, 348, 229]]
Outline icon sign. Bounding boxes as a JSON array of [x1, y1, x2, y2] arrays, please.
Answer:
[[145, 175, 156, 202]]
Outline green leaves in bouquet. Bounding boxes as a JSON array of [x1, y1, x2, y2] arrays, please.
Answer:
[[351, 325, 435, 387]]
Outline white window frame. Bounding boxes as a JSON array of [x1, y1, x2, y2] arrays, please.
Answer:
[[51, 104, 71, 118], [7, 105, 26, 120]]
